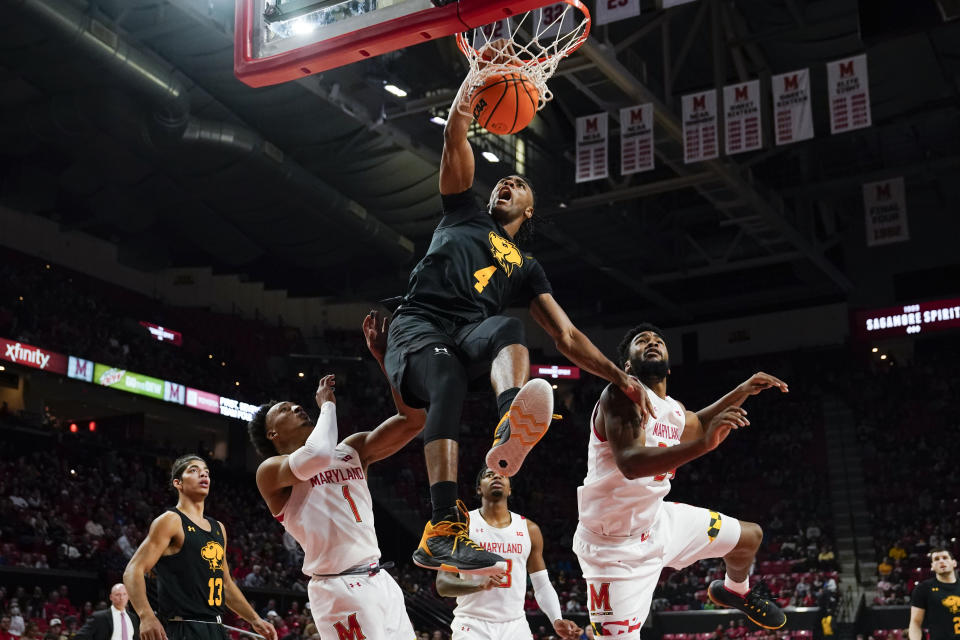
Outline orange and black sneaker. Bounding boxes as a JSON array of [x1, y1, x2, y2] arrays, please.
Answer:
[[707, 580, 787, 629], [484, 378, 554, 477], [412, 501, 507, 576]]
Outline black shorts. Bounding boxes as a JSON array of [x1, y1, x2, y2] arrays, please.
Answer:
[[165, 621, 228, 640], [385, 311, 526, 408]]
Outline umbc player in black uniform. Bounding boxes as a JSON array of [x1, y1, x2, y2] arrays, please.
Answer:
[[123, 456, 277, 640], [910, 548, 960, 640], [384, 68, 658, 576]]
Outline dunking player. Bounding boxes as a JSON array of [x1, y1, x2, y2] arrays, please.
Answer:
[[909, 548, 960, 640], [385, 69, 656, 576], [436, 467, 581, 640], [247, 311, 426, 640], [574, 324, 790, 637], [123, 456, 276, 640]]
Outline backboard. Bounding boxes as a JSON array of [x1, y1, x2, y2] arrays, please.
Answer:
[[234, 0, 564, 88]]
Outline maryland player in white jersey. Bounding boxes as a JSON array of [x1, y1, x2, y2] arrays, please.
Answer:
[[436, 467, 582, 640], [575, 323, 791, 638], [247, 311, 425, 640]]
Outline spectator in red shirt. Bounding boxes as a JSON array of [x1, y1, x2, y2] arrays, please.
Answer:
[[1, 615, 15, 640]]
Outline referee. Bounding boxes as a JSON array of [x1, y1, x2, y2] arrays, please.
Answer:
[[909, 547, 960, 640], [123, 455, 276, 640]]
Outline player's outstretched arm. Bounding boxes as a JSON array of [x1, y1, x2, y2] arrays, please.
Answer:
[[123, 512, 181, 640], [256, 376, 339, 505], [526, 521, 581, 640], [435, 571, 503, 597], [529, 293, 657, 423], [602, 386, 747, 479], [907, 606, 925, 640], [342, 311, 426, 466], [440, 76, 475, 195], [695, 372, 788, 427], [218, 524, 277, 640]]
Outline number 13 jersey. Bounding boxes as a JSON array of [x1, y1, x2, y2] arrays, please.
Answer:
[[274, 442, 381, 576], [455, 510, 531, 622], [395, 190, 552, 325]]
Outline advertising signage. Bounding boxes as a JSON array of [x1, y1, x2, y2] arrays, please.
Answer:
[[186, 388, 221, 414], [1, 338, 68, 374], [93, 364, 164, 400], [139, 321, 183, 346], [530, 364, 581, 380], [852, 297, 960, 340]]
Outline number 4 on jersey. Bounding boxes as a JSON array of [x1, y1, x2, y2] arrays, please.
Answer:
[[473, 265, 497, 293]]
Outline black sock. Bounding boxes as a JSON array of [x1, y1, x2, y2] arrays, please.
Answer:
[[496, 387, 521, 418], [429, 481, 458, 524]]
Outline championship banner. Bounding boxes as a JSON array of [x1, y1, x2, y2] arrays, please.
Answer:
[[576, 112, 609, 183], [772, 68, 814, 145], [863, 177, 909, 246], [596, 0, 640, 25], [682, 89, 718, 163], [0, 338, 68, 374], [827, 54, 872, 134], [93, 364, 164, 400], [620, 104, 654, 175], [723, 80, 762, 155]]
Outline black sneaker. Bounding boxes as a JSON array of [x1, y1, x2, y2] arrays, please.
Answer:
[[412, 501, 507, 576], [484, 378, 554, 477], [707, 580, 787, 629]]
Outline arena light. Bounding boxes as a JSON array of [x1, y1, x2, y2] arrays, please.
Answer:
[[430, 116, 447, 126], [88, 421, 96, 432], [384, 83, 407, 98], [298, 372, 305, 378], [871, 347, 878, 352], [880, 354, 887, 360], [69, 423, 78, 433], [482, 151, 499, 163], [235, 380, 240, 386], [0, 365, 4, 371]]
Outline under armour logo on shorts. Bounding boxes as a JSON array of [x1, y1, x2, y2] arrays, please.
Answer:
[[434, 346, 450, 356]]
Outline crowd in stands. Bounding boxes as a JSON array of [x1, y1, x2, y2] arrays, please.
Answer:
[[841, 337, 960, 605]]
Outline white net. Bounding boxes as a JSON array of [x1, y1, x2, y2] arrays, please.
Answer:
[[455, 1, 591, 116]]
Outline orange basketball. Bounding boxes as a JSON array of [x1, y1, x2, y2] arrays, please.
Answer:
[[469, 72, 540, 135]]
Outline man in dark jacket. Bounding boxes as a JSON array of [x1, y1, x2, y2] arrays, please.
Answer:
[[75, 585, 139, 640]]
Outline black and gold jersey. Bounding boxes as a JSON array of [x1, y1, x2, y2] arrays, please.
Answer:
[[156, 509, 227, 620], [911, 577, 960, 640], [396, 190, 552, 325]]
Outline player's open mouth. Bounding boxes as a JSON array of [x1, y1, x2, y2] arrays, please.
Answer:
[[497, 186, 512, 204]]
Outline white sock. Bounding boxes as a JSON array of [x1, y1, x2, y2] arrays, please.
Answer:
[[724, 574, 750, 596]]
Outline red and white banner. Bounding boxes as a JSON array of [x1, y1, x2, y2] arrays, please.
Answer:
[[531, 364, 581, 380], [620, 104, 655, 175], [576, 113, 608, 183], [1, 338, 67, 374], [186, 387, 221, 414], [772, 68, 814, 146], [723, 80, 762, 155], [139, 321, 182, 346], [863, 177, 909, 247], [827, 54, 872, 134], [682, 90, 718, 163], [596, 0, 640, 25]]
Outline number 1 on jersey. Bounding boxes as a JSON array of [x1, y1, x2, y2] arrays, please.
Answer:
[[473, 265, 497, 293], [342, 485, 362, 522]]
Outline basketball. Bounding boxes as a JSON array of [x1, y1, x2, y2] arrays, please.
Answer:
[[469, 72, 540, 135]]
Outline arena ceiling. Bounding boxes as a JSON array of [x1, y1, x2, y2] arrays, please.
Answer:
[[2, 0, 959, 324]]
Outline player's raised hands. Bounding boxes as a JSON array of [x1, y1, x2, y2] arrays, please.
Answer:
[[553, 618, 583, 640], [618, 374, 658, 430], [362, 309, 390, 362], [704, 406, 749, 451], [315, 374, 336, 407], [737, 371, 789, 396]]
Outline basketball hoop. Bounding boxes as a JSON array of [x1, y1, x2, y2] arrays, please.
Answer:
[[455, 0, 591, 116]]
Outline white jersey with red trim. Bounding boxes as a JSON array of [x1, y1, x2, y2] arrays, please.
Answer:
[[454, 509, 531, 622], [274, 442, 380, 576], [577, 384, 686, 538]]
